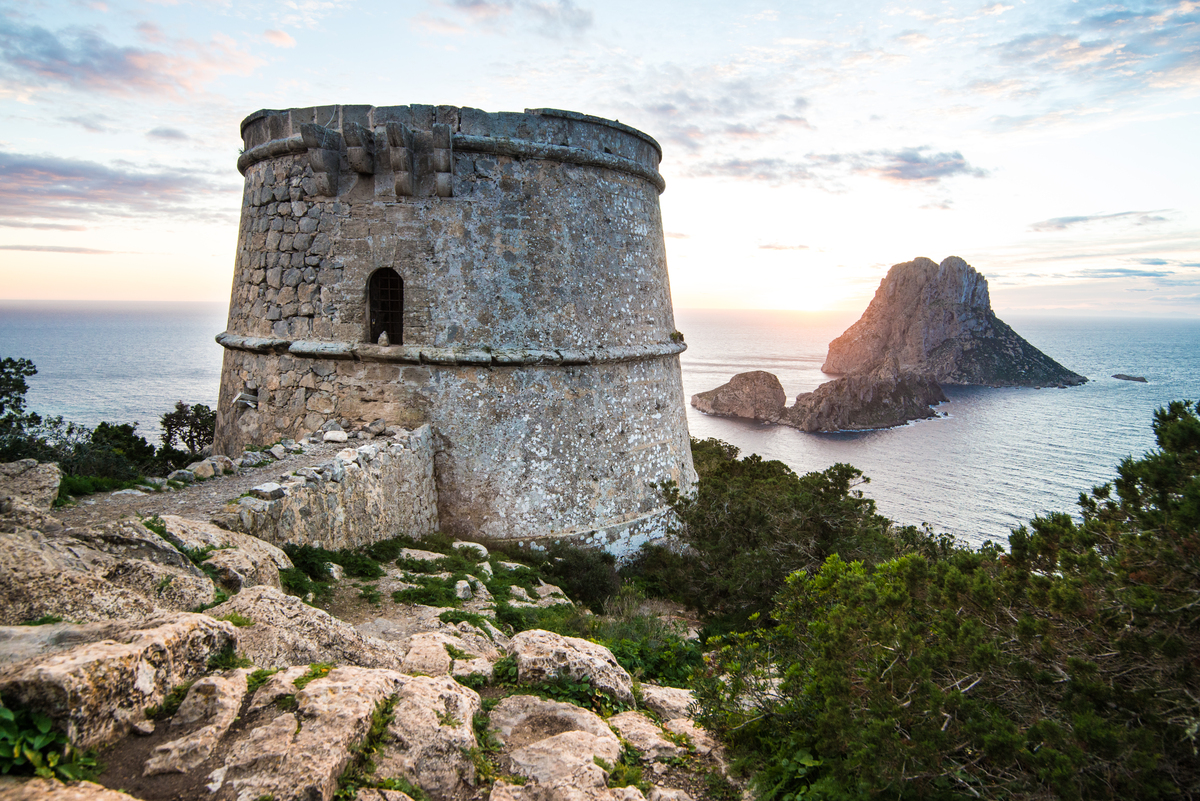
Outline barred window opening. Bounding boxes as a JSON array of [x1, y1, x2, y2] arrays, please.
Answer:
[[368, 268, 403, 345]]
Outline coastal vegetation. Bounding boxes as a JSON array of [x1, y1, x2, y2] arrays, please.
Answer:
[[635, 401, 1200, 799], [0, 357, 214, 501]]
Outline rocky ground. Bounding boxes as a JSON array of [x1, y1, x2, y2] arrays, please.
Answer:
[[0, 456, 736, 801]]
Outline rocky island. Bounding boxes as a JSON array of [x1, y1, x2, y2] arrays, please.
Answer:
[[691, 256, 1087, 433], [824, 256, 1087, 388]]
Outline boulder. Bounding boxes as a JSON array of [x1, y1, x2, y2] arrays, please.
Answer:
[[784, 360, 947, 432], [489, 695, 621, 789], [690, 370, 787, 421], [663, 718, 718, 756], [509, 630, 634, 706], [1113, 373, 1148, 383], [0, 612, 236, 748], [211, 667, 405, 801], [374, 675, 482, 798], [205, 585, 406, 670], [823, 256, 1087, 387], [0, 460, 61, 511], [324, 430, 350, 443], [143, 669, 251, 775], [638, 684, 694, 721], [0, 520, 215, 625], [608, 711, 684, 761], [187, 460, 216, 480]]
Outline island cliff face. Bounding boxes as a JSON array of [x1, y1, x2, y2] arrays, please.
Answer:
[[786, 361, 947, 432], [823, 257, 1087, 388]]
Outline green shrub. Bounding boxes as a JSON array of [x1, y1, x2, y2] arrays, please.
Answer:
[[692, 402, 1200, 800], [392, 576, 461, 608], [540, 541, 620, 614], [159, 401, 215, 455], [145, 681, 195, 720], [0, 701, 96, 781], [207, 644, 252, 671], [660, 437, 895, 630]]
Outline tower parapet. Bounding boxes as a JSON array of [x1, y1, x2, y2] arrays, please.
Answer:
[[216, 104, 695, 550]]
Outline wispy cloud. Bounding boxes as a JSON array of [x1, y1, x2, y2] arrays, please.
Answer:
[[0, 19, 261, 97], [263, 29, 296, 47], [1029, 210, 1170, 232], [687, 145, 987, 187], [0, 244, 118, 254], [850, 147, 989, 183], [146, 126, 188, 140], [0, 151, 231, 226], [423, 0, 593, 36], [60, 114, 112, 133], [759, 243, 809, 250]]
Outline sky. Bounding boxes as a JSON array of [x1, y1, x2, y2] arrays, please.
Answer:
[[0, 0, 1198, 316]]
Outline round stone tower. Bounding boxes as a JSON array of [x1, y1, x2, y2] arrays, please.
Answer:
[[215, 104, 696, 548]]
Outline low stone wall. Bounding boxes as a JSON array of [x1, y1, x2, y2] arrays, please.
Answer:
[[236, 425, 437, 550]]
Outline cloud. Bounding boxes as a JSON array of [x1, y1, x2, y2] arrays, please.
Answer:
[[0, 19, 261, 97], [1029, 210, 1171, 232], [135, 21, 165, 44], [808, 146, 988, 184], [264, 29, 296, 47], [685, 145, 986, 187], [689, 157, 816, 184], [860, 147, 988, 183], [759, 243, 809, 250], [0, 150, 231, 226], [1074, 266, 1176, 278], [429, 0, 592, 36], [991, 1, 1200, 95], [0, 244, 117, 254], [0, 220, 87, 231], [60, 114, 112, 133], [664, 231, 689, 239], [146, 126, 188, 140]]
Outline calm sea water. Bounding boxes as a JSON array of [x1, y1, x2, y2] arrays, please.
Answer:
[[677, 309, 1200, 546], [0, 301, 227, 441], [1, 301, 1197, 547]]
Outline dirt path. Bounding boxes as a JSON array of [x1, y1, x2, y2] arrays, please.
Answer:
[[54, 441, 350, 530]]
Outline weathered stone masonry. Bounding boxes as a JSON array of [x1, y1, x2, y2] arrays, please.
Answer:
[[215, 104, 696, 550]]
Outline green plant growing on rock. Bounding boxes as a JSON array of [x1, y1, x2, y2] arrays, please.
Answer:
[[0, 702, 95, 781]]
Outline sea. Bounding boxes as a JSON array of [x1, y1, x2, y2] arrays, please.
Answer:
[[2, 300, 1198, 548]]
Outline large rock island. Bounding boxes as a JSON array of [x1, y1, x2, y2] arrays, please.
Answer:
[[823, 256, 1087, 388]]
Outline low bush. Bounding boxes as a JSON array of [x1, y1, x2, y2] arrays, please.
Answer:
[[0, 701, 96, 781], [692, 402, 1200, 800]]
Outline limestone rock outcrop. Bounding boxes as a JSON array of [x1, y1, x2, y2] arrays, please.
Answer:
[[0, 516, 216, 625], [0, 613, 236, 748], [690, 371, 787, 421], [157, 514, 292, 593], [823, 256, 1087, 387], [205, 585, 406, 670], [786, 361, 948, 432], [0, 459, 62, 510], [509, 629, 634, 707]]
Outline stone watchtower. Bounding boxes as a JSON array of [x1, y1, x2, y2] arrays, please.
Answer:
[[214, 104, 696, 548]]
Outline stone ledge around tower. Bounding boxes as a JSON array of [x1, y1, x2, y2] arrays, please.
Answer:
[[216, 332, 687, 365]]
